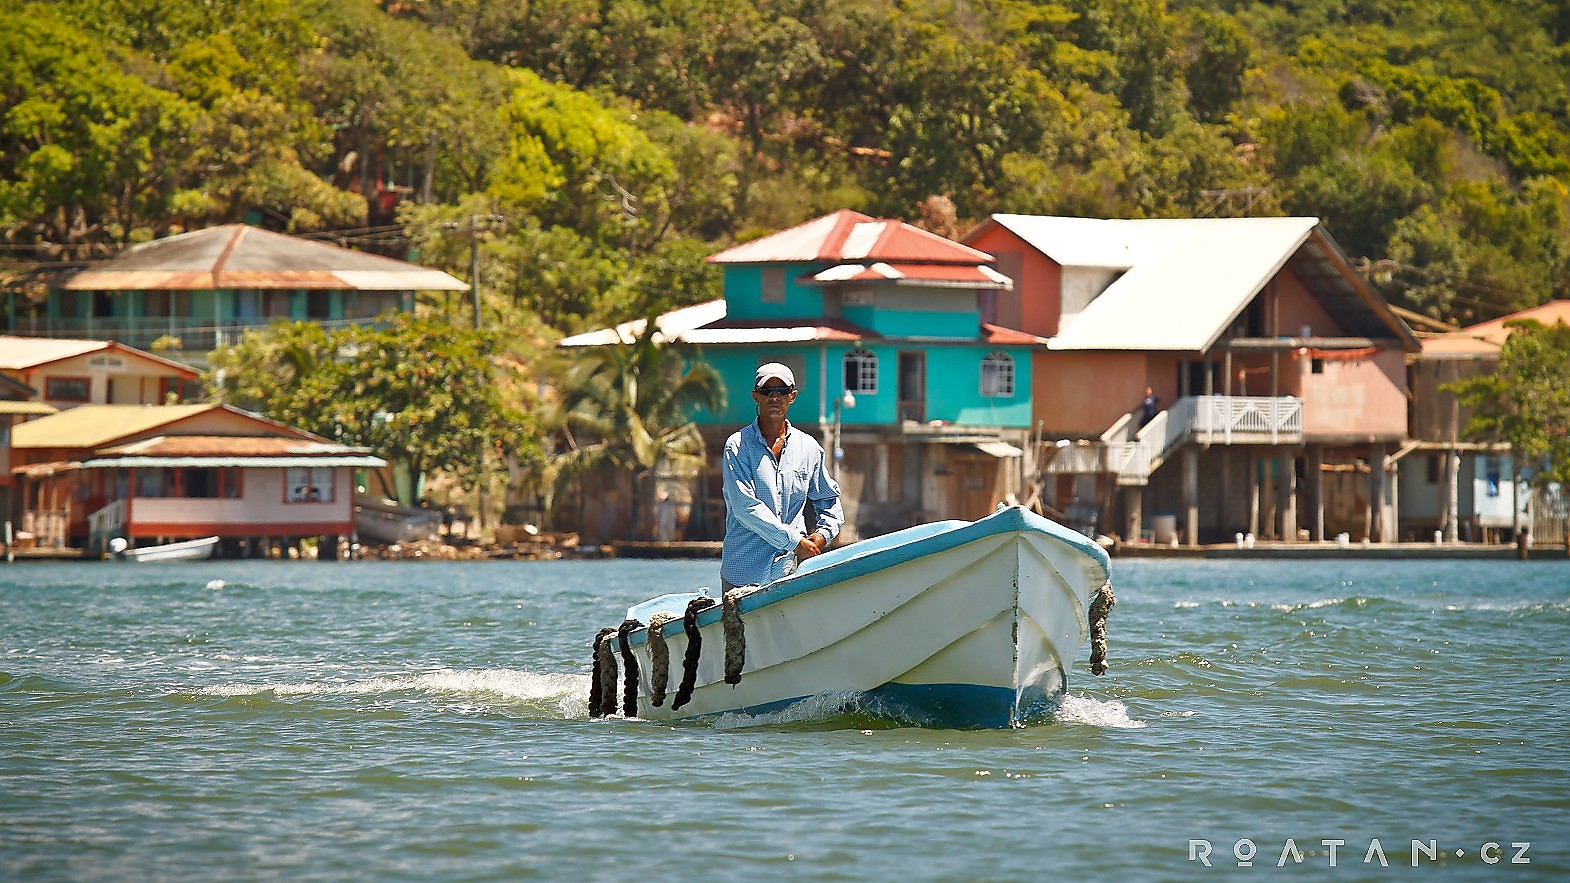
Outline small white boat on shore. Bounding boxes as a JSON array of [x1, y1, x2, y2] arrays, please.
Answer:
[[109, 536, 220, 563], [589, 505, 1114, 728]]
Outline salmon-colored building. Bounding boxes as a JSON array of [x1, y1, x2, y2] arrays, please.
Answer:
[[1404, 301, 1570, 543], [964, 215, 1420, 545]]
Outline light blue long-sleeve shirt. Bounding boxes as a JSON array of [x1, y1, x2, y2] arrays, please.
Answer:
[[720, 419, 844, 588]]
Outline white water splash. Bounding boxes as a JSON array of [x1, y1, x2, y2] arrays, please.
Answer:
[[200, 668, 588, 714], [205, 579, 227, 591], [1052, 694, 1146, 729]]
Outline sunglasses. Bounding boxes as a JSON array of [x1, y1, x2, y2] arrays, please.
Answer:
[[755, 386, 796, 397]]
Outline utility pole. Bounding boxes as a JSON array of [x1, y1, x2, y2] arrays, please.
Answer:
[[469, 218, 481, 330], [452, 213, 504, 330]]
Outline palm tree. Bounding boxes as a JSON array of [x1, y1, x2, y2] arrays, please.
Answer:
[[545, 322, 724, 540]]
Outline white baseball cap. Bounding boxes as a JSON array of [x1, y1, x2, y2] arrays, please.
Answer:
[[754, 362, 796, 390]]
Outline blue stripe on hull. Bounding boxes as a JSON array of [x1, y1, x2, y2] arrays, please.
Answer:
[[710, 680, 1067, 729]]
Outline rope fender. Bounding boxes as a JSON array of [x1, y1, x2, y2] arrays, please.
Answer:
[[672, 596, 716, 711], [590, 627, 618, 717], [721, 590, 746, 686], [1088, 582, 1116, 676], [617, 619, 643, 717], [646, 612, 677, 707]]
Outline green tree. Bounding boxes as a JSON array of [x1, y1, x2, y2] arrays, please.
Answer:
[[0, 3, 199, 254], [544, 326, 723, 539], [1446, 319, 1570, 486], [207, 315, 538, 504], [491, 68, 677, 249]]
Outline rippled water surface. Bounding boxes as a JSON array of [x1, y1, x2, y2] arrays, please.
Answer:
[[3, 557, 1567, 880]]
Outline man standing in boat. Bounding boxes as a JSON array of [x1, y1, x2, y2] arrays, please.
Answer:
[[720, 362, 844, 591]]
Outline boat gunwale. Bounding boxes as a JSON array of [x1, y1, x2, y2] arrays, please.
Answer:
[[624, 506, 1109, 649]]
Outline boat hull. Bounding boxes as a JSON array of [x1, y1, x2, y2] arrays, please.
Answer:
[[613, 506, 1110, 728], [122, 536, 220, 562]]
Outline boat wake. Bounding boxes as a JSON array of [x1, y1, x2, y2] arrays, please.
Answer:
[[197, 668, 589, 717]]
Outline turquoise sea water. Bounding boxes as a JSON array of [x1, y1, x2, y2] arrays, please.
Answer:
[[2, 557, 1567, 881]]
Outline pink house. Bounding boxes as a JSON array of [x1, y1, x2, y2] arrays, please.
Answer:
[[964, 215, 1420, 545], [9, 403, 383, 556]]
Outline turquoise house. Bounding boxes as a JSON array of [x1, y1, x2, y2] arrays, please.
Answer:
[[562, 210, 1041, 540]]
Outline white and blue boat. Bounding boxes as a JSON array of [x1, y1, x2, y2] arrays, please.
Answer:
[[592, 505, 1114, 728]]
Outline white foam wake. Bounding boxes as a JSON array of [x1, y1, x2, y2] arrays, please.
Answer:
[[1053, 693, 1146, 728], [200, 668, 588, 713]]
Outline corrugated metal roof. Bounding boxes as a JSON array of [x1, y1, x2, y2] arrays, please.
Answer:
[[0, 401, 58, 415], [557, 300, 729, 347], [982, 324, 1049, 345], [98, 435, 374, 458], [1423, 300, 1570, 355], [10, 404, 317, 450], [975, 215, 1416, 353], [12, 404, 213, 448], [0, 336, 106, 368], [980, 215, 1140, 268], [708, 210, 995, 265], [810, 262, 1014, 289], [1045, 218, 1319, 351], [64, 225, 468, 292], [0, 335, 198, 376], [681, 325, 863, 344], [81, 455, 386, 468]]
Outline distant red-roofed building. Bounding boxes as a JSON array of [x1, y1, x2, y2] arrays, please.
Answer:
[[8, 403, 383, 557]]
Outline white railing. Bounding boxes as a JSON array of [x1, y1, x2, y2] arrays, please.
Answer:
[[87, 499, 128, 554], [1045, 395, 1303, 485], [1186, 395, 1302, 445]]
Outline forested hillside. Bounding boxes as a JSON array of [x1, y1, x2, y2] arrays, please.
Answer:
[[4, 0, 1569, 334]]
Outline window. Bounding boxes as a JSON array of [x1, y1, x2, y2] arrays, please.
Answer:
[[844, 287, 874, 306], [286, 466, 335, 503], [45, 376, 91, 402], [761, 267, 785, 303], [135, 469, 168, 498], [843, 349, 878, 395], [183, 468, 242, 499], [980, 352, 1015, 397]]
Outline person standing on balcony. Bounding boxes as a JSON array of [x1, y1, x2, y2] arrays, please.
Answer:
[[1141, 386, 1160, 426], [720, 362, 843, 591]]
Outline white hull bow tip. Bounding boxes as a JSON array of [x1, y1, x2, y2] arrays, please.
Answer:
[[590, 505, 1114, 728]]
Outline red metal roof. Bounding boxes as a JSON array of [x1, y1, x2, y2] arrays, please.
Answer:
[[983, 324, 1049, 345], [708, 209, 995, 265], [96, 436, 370, 458], [64, 225, 468, 292]]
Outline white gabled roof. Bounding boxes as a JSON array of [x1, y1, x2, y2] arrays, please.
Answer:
[[557, 300, 728, 347], [0, 336, 110, 369], [986, 215, 1320, 352]]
